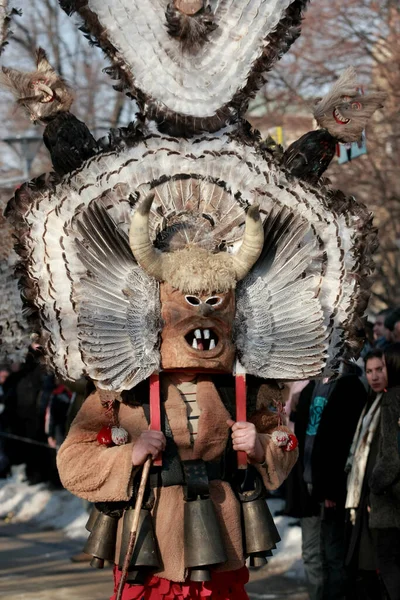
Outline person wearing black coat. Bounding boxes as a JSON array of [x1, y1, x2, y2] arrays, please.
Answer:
[[369, 344, 400, 600], [285, 362, 367, 600], [2, 346, 56, 485]]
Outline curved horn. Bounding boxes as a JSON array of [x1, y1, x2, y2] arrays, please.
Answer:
[[36, 48, 53, 72], [231, 204, 264, 281], [129, 193, 165, 280]]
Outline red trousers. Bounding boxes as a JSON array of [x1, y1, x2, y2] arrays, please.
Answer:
[[111, 566, 249, 600]]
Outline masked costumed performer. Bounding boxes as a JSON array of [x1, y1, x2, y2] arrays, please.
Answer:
[[56, 197, 299, 600]]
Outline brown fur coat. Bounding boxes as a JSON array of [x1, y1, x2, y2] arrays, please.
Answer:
[[57, 376, 297, 581]]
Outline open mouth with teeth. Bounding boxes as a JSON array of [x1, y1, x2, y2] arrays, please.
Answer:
[[185, 328, 219, 351], [333, 108, 350, 125]]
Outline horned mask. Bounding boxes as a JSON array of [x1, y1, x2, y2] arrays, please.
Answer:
[[129, 194, 264, 372]]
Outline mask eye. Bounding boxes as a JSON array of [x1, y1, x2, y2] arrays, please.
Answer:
[[185, 295, 201, 306], [341, 95, 352, 102], [351, 102, 362, 110], [205, 296, 223, 307]]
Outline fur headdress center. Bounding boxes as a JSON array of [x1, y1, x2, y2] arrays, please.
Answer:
[[163, 247, 236, 294]]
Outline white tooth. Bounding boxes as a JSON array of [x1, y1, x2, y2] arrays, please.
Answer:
[[195, 329, 202, 339], [203, 329, 210, 339], [209, 339, 216, 350], [192, 339, 198, 349]]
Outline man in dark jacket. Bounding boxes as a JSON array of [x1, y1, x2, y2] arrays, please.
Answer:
[[2, 345, 56, 485], [286, 361, 367, 600]]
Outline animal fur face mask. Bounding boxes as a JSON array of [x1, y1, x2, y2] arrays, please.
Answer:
[[0, 48, 73, 123], [159, 283, 236, 372], [313, 67, 387, 142]]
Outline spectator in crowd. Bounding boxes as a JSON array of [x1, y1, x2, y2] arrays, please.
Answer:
[[286, 359, 367, 600], [46, 381, 73, 449], [1, 344, 56, 485], [345, 348, 388, 599], [384, 308, 400, 345], [373, 308, 393, 349], [393, 321, 400, 343], [369, 344, 400, 600]]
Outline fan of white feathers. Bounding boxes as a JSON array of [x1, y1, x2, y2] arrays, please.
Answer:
[[6, 126, 375, 390], [59, 0, 308, 133]]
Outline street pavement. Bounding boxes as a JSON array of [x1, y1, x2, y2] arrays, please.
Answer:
[[0, 521, 308, 600]]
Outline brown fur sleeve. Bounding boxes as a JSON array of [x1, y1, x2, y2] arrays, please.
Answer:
[[57, 391, 137, 502], [248, 381, 298, 490]]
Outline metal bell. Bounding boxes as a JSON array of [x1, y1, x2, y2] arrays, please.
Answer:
[[83, 512, 119, 569], [85, 506, 101, 532], [90, 556, 106, 569], [125, 570, 148, 584], [184, 498, 227, 581], [190, 568, 212, 582], [247, 553, 268, 568], [242, 498, 281, 556], [118, 508, 161, 571]]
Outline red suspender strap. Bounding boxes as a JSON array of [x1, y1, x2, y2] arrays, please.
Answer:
[[235, 372, 248, 470], [149, 373, 162, 466]]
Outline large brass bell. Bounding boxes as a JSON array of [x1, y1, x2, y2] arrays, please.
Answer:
[[242, 498, 281, 567], [83, 512, 119, 569], [85, 505, 101, 532], [118, 508, 161, 583], [184, 498, 227, 582]]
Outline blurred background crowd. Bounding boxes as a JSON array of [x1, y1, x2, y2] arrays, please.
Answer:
[[0, 351, 87, 486], [281, 307, 400, 600]]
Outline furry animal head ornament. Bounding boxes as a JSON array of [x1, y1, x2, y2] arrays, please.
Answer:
[[313, 67, 387, 142], [0, 47, 73, 122], [129, 194, 264, 372]]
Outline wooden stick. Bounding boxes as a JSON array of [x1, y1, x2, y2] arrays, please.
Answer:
[[116, 456, 152, 600]]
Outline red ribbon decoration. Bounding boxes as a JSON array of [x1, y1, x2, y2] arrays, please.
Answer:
[[149, 373, 162, 467], [235, 372, 248, 469]]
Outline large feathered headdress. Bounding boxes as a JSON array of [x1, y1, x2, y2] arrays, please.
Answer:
[[59, 0, 308, 135], [1, 1, 377, 391], [6, 126, 375, 389]]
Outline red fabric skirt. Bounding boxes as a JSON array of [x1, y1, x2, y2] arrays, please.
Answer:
[[111, 566, 249, 600]]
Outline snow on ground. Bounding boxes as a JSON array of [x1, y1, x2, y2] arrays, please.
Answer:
[[0, 465, 89, 540], [266, 498, 305, 581], [0, 468, 304, 578]]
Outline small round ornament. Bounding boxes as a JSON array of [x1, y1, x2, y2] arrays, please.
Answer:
[[284, 434, 299, 452], [271, 430, 290, 447], [111, 426, 129, 446]]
